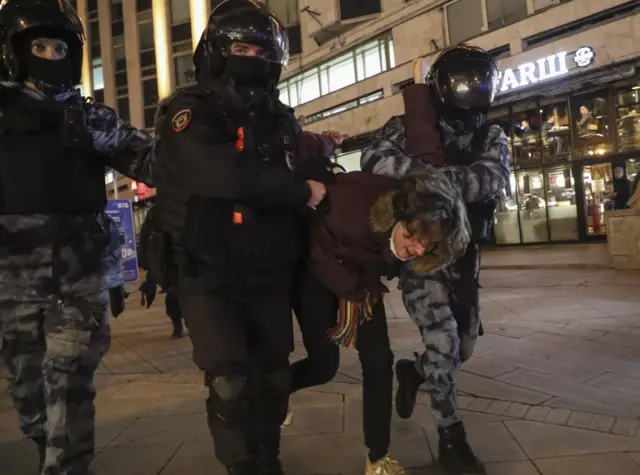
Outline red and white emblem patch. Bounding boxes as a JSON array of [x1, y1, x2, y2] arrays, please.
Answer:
[[171, 109, 192, 132]]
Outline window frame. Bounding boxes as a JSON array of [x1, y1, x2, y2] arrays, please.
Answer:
[[444, 0, 536, 45]]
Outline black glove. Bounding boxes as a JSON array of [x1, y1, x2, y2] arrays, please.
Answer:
[[139, 278, 157, 308], [109, 286, 126, 318]]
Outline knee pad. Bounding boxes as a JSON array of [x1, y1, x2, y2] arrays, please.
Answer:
[[205, 373, 250, 423]]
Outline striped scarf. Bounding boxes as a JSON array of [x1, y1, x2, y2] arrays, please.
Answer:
[[327, 292, 378, 348]]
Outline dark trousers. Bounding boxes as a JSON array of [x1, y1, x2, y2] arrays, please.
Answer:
[[290, 267, 394, 462], [178, 265, 294, 467], [165, 288, 183, 328]]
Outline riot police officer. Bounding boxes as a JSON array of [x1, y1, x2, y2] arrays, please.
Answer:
[[151, 1, 325, 474], [0, 1, 154, 474], [361, 45, 511, 474]]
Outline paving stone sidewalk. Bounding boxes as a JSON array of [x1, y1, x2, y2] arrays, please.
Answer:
[[1, 267, 640, 475]]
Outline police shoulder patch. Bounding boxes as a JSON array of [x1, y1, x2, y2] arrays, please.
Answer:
[[171, 109, 192, 132]]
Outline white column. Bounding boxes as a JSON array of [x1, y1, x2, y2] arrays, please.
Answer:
[[97, 0, 116, 107], [76, 0, 94, 97], [122, 0, 145, 129], [152, 0, 175, 100], [190, 0, 209, 51]]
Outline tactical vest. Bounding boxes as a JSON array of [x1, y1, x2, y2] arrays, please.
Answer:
[[445, 125, 496, 245], [154, 82, 303, 269], [0, 89, 106, 215]]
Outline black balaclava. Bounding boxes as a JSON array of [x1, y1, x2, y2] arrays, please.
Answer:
[[224, 55, 271, 88], [21, 31, 74, 95]]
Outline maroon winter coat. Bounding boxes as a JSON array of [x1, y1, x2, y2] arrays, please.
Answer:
[[309, 172, 401, 302]]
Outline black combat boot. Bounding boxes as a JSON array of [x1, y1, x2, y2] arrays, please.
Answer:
[[394, 356, 424, 419], [32, 435, 46, 472], [438, 422, 485, 474], [171, 321, 184, 339], [226, 458, 260, 475]]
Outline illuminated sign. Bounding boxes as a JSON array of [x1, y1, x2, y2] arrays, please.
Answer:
[[497, 46, 595, 94]]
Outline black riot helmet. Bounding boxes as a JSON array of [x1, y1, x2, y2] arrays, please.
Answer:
[[0, 0, 85, 94], [195, 0, 289, 87], [427, 45, 499, 134]]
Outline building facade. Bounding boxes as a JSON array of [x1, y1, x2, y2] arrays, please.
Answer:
[[74, 0, 639, 244]]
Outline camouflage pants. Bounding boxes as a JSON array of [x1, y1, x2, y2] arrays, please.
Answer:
[[400, 245, 480, 428], [0, 276, 110, 475]]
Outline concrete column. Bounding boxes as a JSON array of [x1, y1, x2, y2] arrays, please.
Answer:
[[152, 0, 175, 100], [76, 0, 93, 97], [97, 0, 116, 107], [122, 0, 145, 129], [190, 0, 209, 51]]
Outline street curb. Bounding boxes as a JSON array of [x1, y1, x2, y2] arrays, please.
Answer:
[[480, 263, 610, 270]]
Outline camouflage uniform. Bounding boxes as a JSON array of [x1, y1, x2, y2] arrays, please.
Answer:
[[361, 116, 510, 428], [0, 83, 153, 475]]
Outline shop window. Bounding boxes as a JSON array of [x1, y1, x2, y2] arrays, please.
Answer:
[[446, 0, 484, 45], [517, 169, 549, 243], [170, 0, 190, 24], [494, 172, 520, 244], [540, 98, 572, 163], [174, 55, 195, 86], [571, 90, 611, 150], [139, 21, 154, 50], [581, 163, 613, 236], [546, 166, 578, 241], [321, 53, 356, 94], [486, 0, 528, 31], [615, 85, 640, 153], [575, 142, 614, 159], [511, 101, 541, 167], [487, 107, 513, 167]]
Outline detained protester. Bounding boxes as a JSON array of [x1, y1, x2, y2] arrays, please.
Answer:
[[138, 205, 185, 339], [0, 1, 155, 474], [150, 1, 326, 473], [361, 45, 510, 474], [296, 168, 471, 475]]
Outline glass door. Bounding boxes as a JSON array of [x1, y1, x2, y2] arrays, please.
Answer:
[[581, 163, 614, 236]]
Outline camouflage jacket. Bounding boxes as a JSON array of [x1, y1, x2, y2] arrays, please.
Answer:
[[0, 84, 154, 295], [361, 116, 511, 203]]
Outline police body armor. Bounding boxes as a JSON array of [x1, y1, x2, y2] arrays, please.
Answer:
[[445, 125, 496, 245], [154, 81, 302, 270], [0, 89, 106, 215]]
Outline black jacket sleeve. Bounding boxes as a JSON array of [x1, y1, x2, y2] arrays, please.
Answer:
[[160, 92, 311, 208]]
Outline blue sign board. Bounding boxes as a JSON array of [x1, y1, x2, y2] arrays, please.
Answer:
[[105, 199, 139, 283]]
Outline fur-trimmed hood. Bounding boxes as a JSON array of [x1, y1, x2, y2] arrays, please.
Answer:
[[369, 166, 471, 274]]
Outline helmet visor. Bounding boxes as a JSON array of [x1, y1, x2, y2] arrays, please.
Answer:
[[432, 57, 498, 110], [214, 10, 289, 67]]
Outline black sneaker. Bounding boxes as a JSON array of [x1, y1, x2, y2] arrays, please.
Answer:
[[226, 459, 259, 475], [438, 422, 485, 474], [394, 357, 423, 419]]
